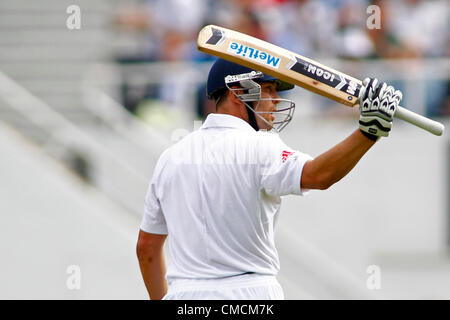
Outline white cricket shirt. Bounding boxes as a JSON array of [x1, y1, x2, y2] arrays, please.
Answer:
[[140, 113, 313, 281]]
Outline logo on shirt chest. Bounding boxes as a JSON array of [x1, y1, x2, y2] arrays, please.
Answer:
[[281, 150, 293, 163]]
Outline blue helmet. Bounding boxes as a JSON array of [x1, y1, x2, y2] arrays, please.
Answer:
[[206, 58, 294, 100]]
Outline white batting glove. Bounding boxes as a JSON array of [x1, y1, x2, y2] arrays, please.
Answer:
[[358, 77, 403, 140]]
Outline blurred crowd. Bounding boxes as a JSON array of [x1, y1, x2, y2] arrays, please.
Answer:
[[113, 0, 449, 123]]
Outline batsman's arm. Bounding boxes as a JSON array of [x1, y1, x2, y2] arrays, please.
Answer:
[[136, 230, 167, 300], [301, 129, 375, 190]]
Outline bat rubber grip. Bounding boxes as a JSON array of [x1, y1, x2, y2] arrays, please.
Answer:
[[394, 106, 445, 136]]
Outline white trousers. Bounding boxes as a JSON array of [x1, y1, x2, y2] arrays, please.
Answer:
[[163, 273, 284, 300]]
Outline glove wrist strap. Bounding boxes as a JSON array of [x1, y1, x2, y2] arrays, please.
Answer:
[[360, 129, 379, 142]]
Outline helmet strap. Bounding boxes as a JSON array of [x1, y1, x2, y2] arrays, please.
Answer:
[[246, 105, 259, 131]]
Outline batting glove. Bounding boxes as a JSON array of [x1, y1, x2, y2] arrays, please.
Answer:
[[358, 77, 403, 141]]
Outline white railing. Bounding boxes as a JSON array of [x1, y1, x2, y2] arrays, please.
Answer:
[[0, 70, 161, 215]]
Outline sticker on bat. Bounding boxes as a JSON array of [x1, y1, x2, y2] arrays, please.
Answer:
[[288, 57, 360, 97], [206, 27, 226, 46], [227, 42, 281, 69]]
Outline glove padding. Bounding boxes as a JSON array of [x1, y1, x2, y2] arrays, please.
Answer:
[[358, 77, 402, 139]]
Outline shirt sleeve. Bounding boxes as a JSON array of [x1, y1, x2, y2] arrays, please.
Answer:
[[258, 132, 313, 197], [140, 170, 168, 235]]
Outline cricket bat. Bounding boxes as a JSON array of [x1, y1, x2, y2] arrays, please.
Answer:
[[197, 25, 445, 136]]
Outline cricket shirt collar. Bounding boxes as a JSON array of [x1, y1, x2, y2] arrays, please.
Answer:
[[201, 113, 256, 133]]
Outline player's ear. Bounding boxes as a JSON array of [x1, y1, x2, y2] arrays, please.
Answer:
[[228, 86, 244, 106]]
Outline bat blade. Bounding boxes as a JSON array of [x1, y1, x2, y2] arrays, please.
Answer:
[[197, 25, 445, 136]]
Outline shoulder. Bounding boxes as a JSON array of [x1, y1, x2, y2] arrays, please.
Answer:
[[256, 130, 286, 142], [255, 131, 293, 153], [155, 129, 204, 168]]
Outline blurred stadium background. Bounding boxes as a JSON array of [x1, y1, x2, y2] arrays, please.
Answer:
[[0, 0, 449, 299]]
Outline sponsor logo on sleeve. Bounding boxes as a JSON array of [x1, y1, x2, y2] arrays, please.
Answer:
[[281, 150, 293, 163]]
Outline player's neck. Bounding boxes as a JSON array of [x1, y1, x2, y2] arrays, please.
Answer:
[[216, 104, 249, 124]]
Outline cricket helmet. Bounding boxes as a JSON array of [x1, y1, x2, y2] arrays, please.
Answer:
[[205, 58, 296, 133]]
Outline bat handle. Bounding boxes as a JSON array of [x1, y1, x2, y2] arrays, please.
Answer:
[[394, 106, 445, 136]]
